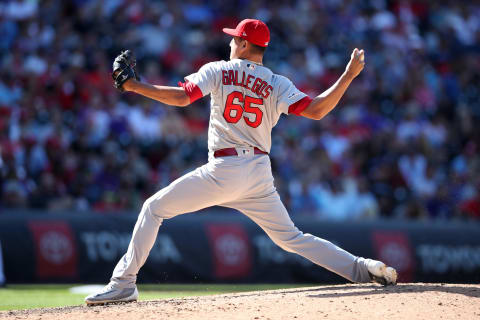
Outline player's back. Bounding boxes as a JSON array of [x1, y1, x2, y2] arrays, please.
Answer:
[[183, 59, 312, 154]]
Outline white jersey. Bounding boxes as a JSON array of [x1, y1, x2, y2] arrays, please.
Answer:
[[181, 59, 312, 154]]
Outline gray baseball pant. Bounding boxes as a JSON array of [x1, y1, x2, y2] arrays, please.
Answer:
[[111, 150, 372, 286]]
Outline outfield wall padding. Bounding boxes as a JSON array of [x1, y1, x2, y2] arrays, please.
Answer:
[[0, 211, 479, 284]]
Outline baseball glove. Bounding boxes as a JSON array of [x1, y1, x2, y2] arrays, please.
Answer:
[[112, 50, 140, 92]]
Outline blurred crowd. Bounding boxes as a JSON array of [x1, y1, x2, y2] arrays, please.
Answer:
[[0, 0, 479, 221]]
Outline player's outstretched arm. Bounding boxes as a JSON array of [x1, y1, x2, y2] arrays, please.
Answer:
[[300, 48, 365, 120], [111, 50, 190, 107], [123, 80, 190, 107]]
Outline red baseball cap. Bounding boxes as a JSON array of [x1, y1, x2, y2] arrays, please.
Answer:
[[223, 19, 270, 47]]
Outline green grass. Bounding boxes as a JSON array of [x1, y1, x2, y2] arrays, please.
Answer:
[[0, 284, 314, 311]]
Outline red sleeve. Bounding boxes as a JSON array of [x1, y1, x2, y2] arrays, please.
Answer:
[[178, 81, 203, 103], [288, 96, 313, 116]]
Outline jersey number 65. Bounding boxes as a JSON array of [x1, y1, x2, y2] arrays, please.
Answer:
[[223, 91, 263, 128]]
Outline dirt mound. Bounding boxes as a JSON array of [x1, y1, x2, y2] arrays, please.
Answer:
[[1, 283, 479, 320]]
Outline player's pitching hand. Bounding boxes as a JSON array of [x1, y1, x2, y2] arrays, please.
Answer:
[[345, 48, 365, 79]]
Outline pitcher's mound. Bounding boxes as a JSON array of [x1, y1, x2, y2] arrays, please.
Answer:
[[2, 283, 480, 320]]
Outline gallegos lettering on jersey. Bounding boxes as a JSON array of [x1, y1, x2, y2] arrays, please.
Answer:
[[221, 69, 273, 98]]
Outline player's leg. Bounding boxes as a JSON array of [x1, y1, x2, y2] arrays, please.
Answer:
[[110, 165, 230, 286], [222, 156, 396, 284], [227, 193, 396, 284], [86, 161, 239, 304], [225, 192, 372, 283]]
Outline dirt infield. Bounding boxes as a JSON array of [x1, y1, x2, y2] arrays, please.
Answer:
[[1, 283, 479, 320]]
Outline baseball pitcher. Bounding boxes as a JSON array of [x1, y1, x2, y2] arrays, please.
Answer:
[[86, 19, 397, 305]]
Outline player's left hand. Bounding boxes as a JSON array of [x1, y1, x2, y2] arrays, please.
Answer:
[[112, 50, 140, 92], [345, 48, 365, 79]]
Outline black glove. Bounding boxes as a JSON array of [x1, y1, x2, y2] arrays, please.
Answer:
[[112, 50, 140, 92]]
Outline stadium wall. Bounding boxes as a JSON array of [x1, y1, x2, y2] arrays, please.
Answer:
[[0, 211, 479, 284]]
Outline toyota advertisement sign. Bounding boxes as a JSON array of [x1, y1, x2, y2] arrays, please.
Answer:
[[0, 212, 479, 284]]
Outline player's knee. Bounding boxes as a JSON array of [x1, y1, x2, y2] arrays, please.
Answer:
[[141, 197, 163, 219], [272, 230, 304, 252], [141, 195, 176, 219], [140, 198, 153, 215]]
